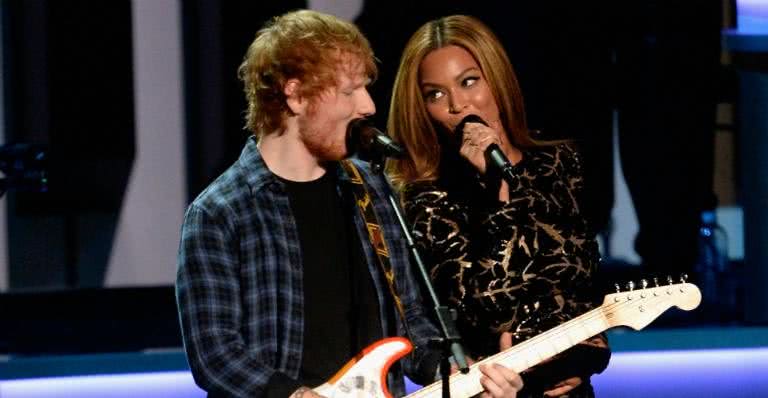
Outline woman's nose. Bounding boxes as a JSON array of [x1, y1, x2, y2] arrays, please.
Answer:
[[448, 92, 467, 114]]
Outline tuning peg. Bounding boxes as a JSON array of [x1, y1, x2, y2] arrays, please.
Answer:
[[680, 273, 688, 283], [652, 277, 661, 296], [665, 275, 674, 294], [613, 283, 622, 302], [625, 281, 635, 300], [640, 279, 648, 298]]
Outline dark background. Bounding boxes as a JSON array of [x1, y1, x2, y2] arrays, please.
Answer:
[[0, 0, 739, 354]]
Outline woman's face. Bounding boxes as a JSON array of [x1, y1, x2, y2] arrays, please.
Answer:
[[418, 45, 501, 136]]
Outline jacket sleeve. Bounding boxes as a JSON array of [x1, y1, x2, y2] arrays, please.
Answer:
[[176, 203, 300, 397]]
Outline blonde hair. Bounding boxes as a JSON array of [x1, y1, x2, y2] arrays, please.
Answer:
[[238, 10, 377, 137], [386, 15, 538, 188]]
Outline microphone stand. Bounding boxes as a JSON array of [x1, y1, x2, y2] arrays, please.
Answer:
[[369, 156, 470, 398]]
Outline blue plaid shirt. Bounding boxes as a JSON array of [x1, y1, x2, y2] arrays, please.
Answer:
[[176, 137, 440, 397]]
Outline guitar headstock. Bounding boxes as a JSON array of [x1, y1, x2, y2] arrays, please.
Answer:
[[601, 276, 702, 330]]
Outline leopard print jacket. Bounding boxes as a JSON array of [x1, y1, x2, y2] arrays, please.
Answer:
[[402, 143, 608, 364]]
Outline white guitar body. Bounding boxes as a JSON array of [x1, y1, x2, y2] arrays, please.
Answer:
[[314, 337, 413, 398], [314, 281, 701, 398]]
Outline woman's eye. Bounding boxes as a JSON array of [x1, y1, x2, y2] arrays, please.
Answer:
[[424, 90, 444, 102], [463, 77, 479, 87]]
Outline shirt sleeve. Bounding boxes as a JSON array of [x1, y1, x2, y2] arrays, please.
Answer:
[[176, 203, 303, 397]]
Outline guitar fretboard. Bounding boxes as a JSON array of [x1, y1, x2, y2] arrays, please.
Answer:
[[406, 307, 608, 398]]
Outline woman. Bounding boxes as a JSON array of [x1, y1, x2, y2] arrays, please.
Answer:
[[386, 15, 610, 397]]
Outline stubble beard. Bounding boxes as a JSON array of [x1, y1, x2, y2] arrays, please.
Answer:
[[298, 114, 349, 162]]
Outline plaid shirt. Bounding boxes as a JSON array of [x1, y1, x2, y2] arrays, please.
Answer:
[[176, 137, 439, 397]]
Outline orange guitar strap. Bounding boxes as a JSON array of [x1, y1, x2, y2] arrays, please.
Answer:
[[340, 160, 412, 340]]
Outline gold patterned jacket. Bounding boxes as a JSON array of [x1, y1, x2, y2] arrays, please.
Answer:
[[401, 143, 609, 391]]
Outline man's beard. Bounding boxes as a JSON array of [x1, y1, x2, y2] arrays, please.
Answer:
[[298, 117, 349, 161]]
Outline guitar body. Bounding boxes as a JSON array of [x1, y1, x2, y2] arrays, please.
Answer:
[[314, 337, 413, 398]]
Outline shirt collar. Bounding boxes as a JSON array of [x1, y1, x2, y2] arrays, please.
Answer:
[[238, 135, 353, 193]]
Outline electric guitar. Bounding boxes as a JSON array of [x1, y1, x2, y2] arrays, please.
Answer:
[[312, 281, 701, 398]]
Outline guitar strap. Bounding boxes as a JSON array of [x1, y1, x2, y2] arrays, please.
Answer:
[[339, 160, 413, 341]]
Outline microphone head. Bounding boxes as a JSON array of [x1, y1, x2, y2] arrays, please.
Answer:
[[453, 114, 488, 144], [345, 118, 372, 156], [454, 115, 488, 134], [346, 118, 404, 161]]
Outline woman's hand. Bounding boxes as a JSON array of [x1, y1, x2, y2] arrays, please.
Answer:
[[458, 121, 502, 175], [457, 121, 518, 202]]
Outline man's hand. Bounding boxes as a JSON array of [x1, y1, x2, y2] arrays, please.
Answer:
[[479, 363, 524, 398], [500, 331, 587, 396], [443, 337, 521, 397], [289, 386, 324, 398], [473, 331, 523, 397]]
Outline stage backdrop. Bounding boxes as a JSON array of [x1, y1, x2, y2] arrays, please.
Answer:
[[0, 0, 740, 292]]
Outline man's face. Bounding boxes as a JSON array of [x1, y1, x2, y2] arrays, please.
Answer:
[[298, 62, 376, 161]]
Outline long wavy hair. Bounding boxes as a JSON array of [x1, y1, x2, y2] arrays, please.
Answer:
[[386, 15, 541, 189]]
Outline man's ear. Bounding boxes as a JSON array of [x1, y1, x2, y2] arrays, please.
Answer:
[[284, 79, 306, 115]]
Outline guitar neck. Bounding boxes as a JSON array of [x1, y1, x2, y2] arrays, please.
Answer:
[[406, 282, 701, 398], [407, 307, 608, 398]]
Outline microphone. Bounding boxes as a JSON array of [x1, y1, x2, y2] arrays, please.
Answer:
[[346, 118, 405, 161], [454, 115, 516, 185]]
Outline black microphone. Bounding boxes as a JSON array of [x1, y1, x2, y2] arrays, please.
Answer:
[[346, 118, 405, 161], [454, 115, 516, 185]]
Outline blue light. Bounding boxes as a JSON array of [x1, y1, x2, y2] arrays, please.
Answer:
[[2, 348, 767, 397], [0, 371, 205, 398], [592, 347, 768, 398], [737, 0, 768, 33]]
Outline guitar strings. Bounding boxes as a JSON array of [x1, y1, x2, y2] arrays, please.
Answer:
[[490, 284, 686, 366], [406, 283, 691, 398]]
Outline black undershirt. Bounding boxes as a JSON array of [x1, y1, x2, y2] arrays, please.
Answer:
[[266, 170, 383, 397]]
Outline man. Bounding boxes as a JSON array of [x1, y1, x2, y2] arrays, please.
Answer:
[[176, 10, 521, 398]]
